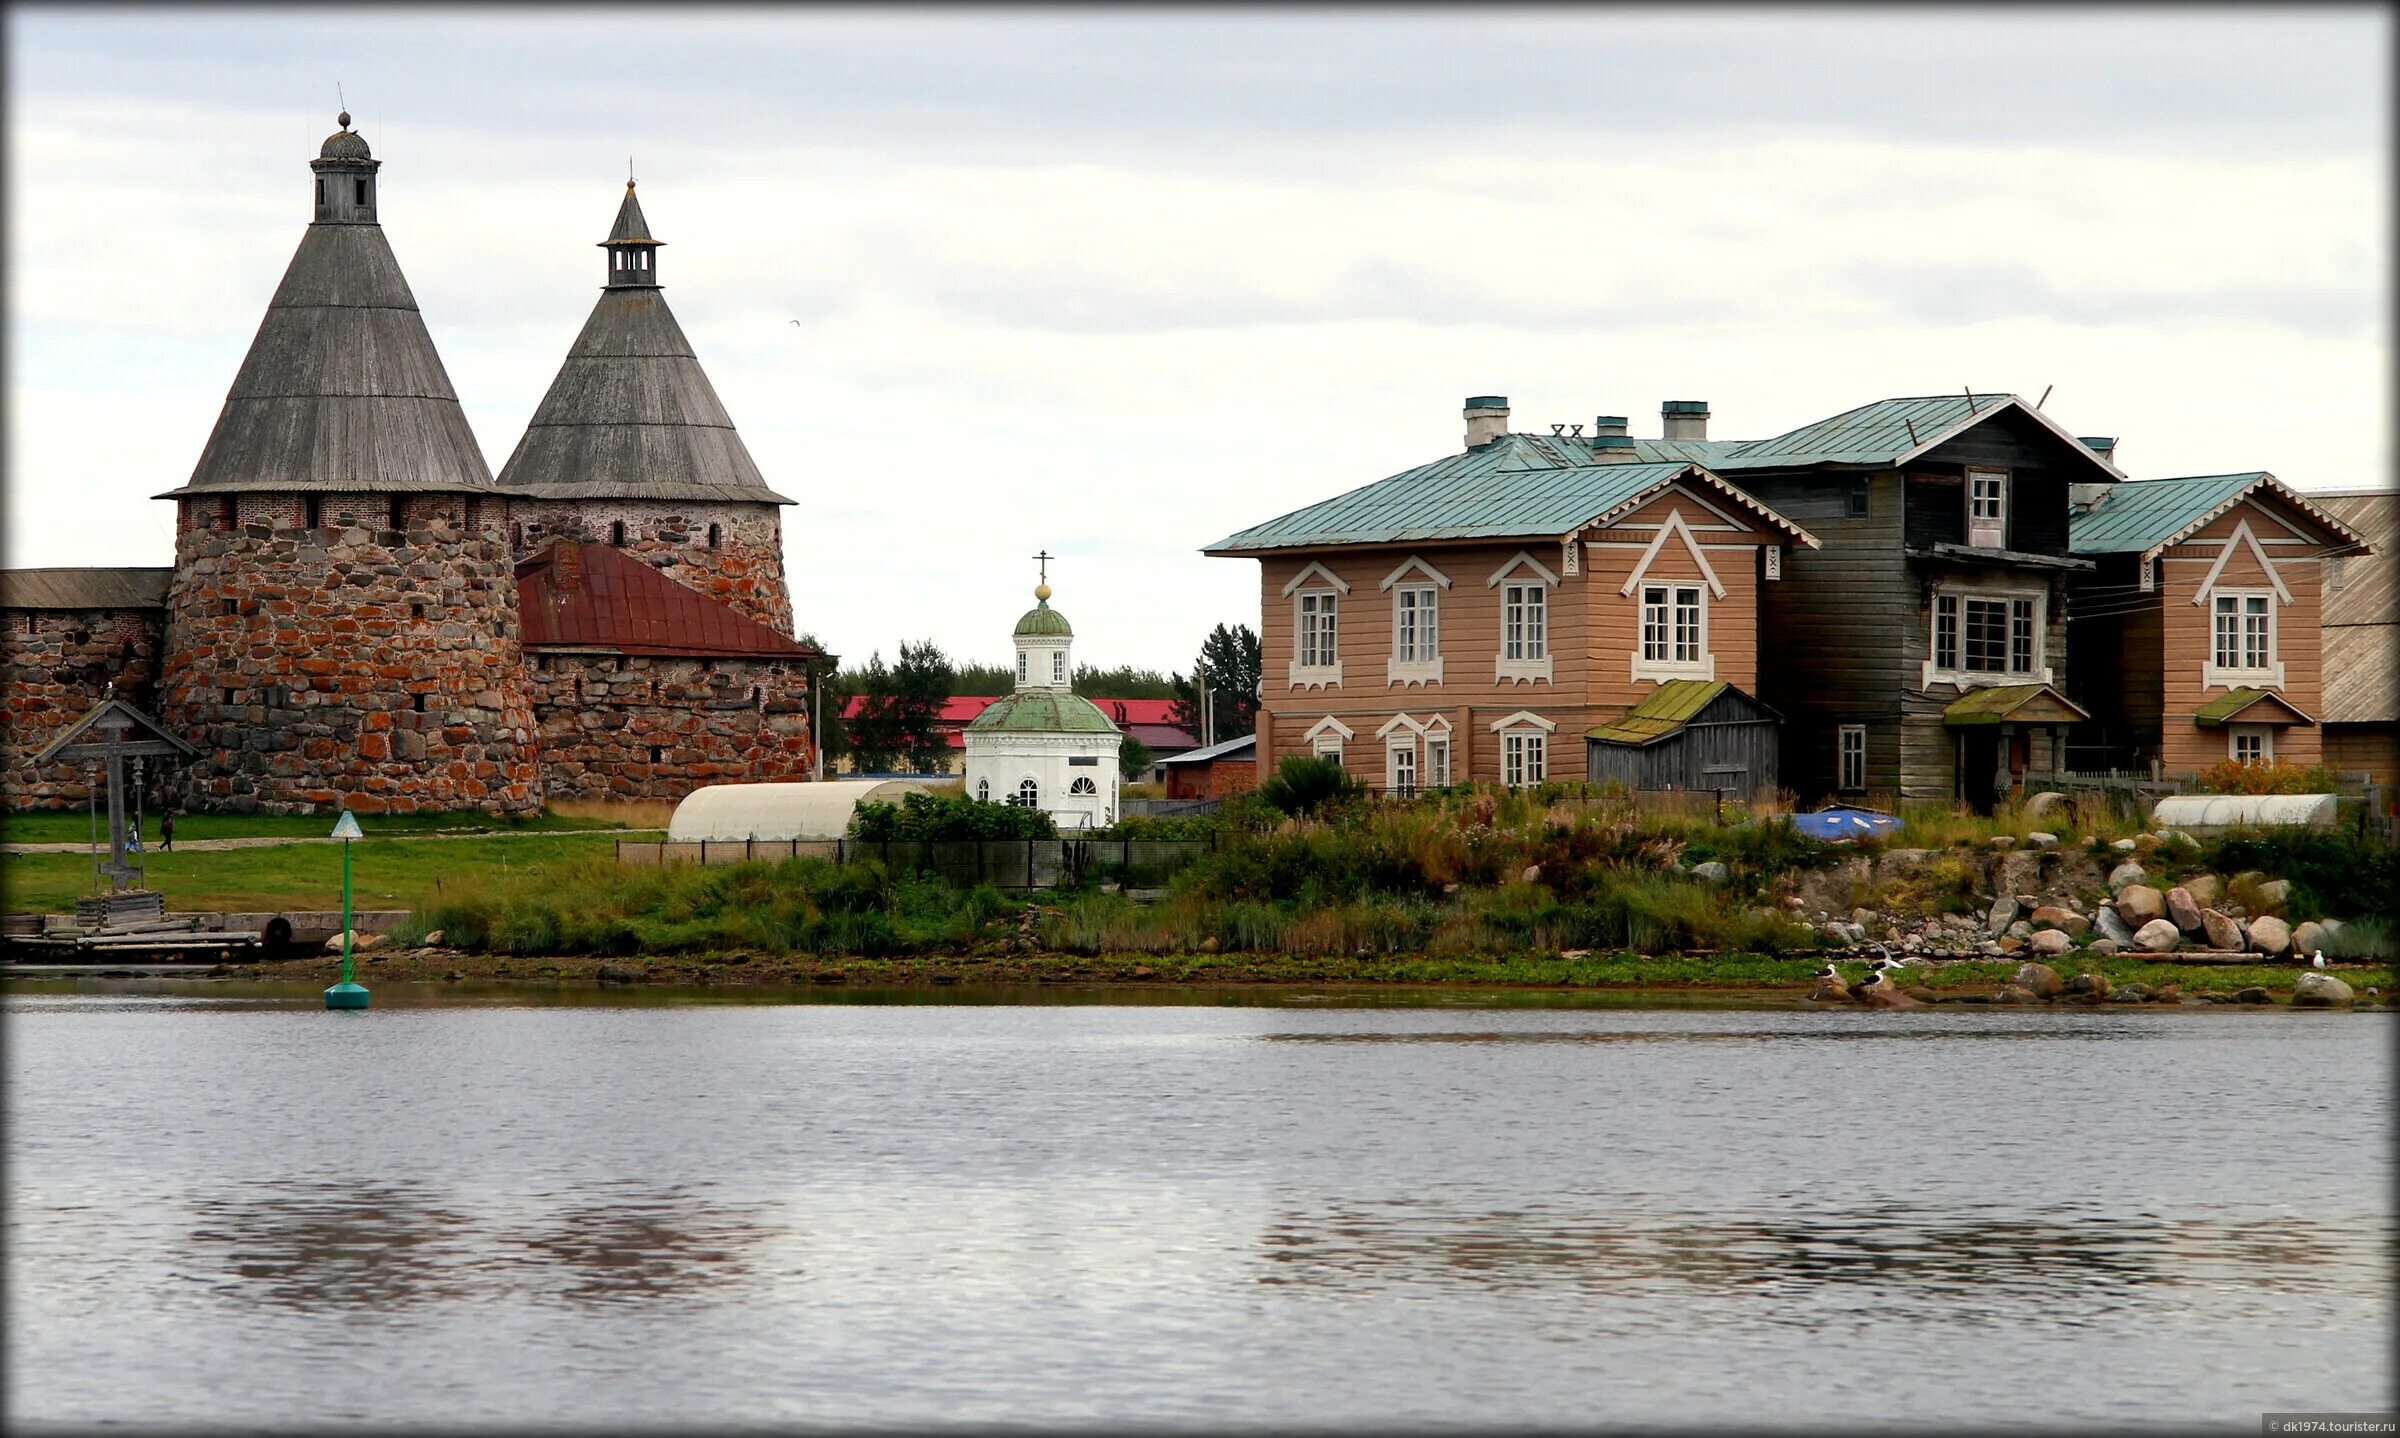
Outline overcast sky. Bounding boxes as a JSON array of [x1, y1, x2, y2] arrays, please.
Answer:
[[6, 6, 2389, 674]]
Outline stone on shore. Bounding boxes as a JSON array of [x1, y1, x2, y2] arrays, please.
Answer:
[[2111, 838, 2139, 853], [2024, 791, 2069, 819], [2181, 874, 2221, 908], [2088, 938, 2119, 956], [2247, 914, 2293, 958], [2063, 972, 2113, 1000], [2232, 987, 2273, 1004], [2253, 879, 2292, 912], [2291, 920, 2332, 957], [2108, 861, 2147, 891], [1690, 861, 1731, 884], [1986, 895, 2022, 935], [421, 928, 444, 947], [2095, 906, 2136, 945], [1995, 984, 2040, 1004], [2030, 906, 2089, 936], [2011, 961, 2063, 999], [2025, 831, 2059, 849], [2115, 884, 2166, 924], [2166, 887, 2205, 934], [595, 962, 644, 984], [2292, 972, 2356, 1007], [2028, 927, 2074, 958], [2133, 918, 2182, 953], [2201, 909, 2244, 951]]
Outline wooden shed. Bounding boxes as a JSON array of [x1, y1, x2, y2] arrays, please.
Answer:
[[1585, 681, 1780, 795]]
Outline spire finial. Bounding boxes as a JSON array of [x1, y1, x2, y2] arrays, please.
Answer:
[[1032, 549, 1054, 602], [628, 155, 636, 191], [337, 82, 348, 130]]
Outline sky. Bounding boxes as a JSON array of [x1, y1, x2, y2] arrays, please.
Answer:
[[5, 6, 2390, 674]]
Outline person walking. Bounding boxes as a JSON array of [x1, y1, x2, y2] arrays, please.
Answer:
[[160, 811, 175, 852]]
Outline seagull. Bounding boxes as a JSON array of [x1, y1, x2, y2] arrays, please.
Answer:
[[2311, 950, 2326, 969], [789, 320, 803, 327], [1859, 963, 1928, 1009]]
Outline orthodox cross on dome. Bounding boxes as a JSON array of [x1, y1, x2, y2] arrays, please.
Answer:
[[1032, 549, 1054, 601]]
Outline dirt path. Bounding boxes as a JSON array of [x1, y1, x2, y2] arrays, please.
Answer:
[[0, 829, 635, 856]]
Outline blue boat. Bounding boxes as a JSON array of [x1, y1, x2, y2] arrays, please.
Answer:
[[1790, 806, 1902, 842]]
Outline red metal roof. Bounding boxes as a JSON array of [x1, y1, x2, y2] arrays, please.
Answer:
[[834, 695, 1196, 751], [515, 539, 819, 659]]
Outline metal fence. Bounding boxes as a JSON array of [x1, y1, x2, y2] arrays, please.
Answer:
[[615, 836, 1215, 889]]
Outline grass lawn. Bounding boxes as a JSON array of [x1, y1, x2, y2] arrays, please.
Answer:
[[1, 832, 652, 914], [0, 807, 648, 847]]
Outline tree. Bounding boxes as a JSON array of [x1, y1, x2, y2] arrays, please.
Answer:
[[1257, 754, 1359, 816], [794, 633, 851, 772], [1169, 623, 1261, 745], [847, 640, 954, 774], [1119, 732, 1153, 781], [952, 660, 1015, 696]]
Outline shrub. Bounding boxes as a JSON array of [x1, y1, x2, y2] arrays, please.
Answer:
[[1257, 755, 1362, 817], [2191, 759, 2343, 796], [2204, 827, 2398, 922], [852, 792, 1056, 841]]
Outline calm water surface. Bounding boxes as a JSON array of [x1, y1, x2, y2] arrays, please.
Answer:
[[6, 982, 2391, 1432]]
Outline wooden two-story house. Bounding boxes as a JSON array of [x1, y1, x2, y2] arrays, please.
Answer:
[[1613, 393, 2129, 807], [1204, 398, 1815, 794], [2066, 472, 2367, 774]]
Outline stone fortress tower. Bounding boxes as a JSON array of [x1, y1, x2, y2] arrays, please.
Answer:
[[495, 179, 797, 634], [151, 114, 543, 814]]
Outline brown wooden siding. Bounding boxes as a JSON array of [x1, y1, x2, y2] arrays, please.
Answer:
[[2155, 497, 2329, 772]]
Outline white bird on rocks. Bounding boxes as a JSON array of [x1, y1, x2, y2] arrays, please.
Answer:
[[2311, 950, 2326, 969]]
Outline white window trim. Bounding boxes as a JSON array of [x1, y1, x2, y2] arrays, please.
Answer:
[[1492, 714, 1552, 789], [1280, 560, 1353, 598], [2229, 725, 2274, 764], [1486, 550, 1561, 589], [1424, 734, 1452, 788], [1387, 581, 1444, 686], [1378, 556, 1453, 592], [1495, 578, 1554, 685], [1375, 713, 1428, 739], [1966, 467, 2008, 549], [1837, 724, 1866, 792], [1616, 508, 1726, 601], [1631, 580, 1716, 683], [2190, 519, 2293, 606], [1385, 734, 1418, 794], [1488, 710, 1557, 733], [1289, 587, 1343, 690], [1920, 582, 2051, 689], [2203, 587, 2284, 690], [1302, 714, 1355, 760]]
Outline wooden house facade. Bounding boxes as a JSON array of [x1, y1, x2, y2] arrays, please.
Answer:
[[1205, 399, 1814, 795], [2067, 473, 2367, 775], [2312, 488, 2398, 786]]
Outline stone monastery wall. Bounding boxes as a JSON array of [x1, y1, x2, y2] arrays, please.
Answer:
[[159, 514, 544, 815], [527, 651, 814, 802], [1, 606, 169, 809], [508, 500, 792, 634]]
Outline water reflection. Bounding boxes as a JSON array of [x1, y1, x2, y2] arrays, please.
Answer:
[[1255, 1197, 2392, 1320], [183, 1179, 775, 1313]]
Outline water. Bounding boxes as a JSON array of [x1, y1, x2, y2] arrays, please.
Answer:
[[6, 983, 2392, 1431]]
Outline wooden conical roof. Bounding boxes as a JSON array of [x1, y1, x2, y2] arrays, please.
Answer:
[[158, 159, 498, 498]]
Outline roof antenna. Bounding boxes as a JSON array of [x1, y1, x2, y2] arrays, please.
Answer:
[[2036, 384, 2053, 410], [1550, 423, 1566, 436], [1962, 386, 1978, 415]]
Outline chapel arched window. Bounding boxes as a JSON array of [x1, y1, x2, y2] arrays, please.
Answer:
[[1069, 776, 1096, 795]]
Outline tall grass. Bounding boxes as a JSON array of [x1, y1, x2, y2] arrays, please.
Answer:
[[544, 798, 678, 832]]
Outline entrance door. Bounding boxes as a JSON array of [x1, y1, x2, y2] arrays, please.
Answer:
[[1958, 730, 2008, 813]]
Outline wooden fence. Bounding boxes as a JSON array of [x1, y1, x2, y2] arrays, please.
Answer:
[[615, 836, 1215, 890]]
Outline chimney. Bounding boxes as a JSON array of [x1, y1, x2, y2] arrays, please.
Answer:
[[1463, 395, 1509, 449], [1661, 400, 1710, 441], [1588, 414, 1636, 460], [2078, 436, 2117, 465]]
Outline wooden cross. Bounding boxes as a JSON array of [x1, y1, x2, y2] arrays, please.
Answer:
[[1032, 550, 1053, 586]]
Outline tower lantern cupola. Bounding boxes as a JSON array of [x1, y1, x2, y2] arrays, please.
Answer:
[[1012, 551, 1074, 692], [600, 178, 663, 289], [310, 111, 380, 224]]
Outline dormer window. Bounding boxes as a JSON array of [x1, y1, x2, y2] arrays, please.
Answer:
[[1967, 468, 2007, 548]]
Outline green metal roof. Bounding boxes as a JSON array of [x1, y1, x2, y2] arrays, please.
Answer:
[[966, 690, 1118, 735], [2193, 687, 2315, 727], [1941, 683, 2090, 726], [2070, 472, 2361, 559], [1587, 680, 1726, 746], [1714, 394, 2018, 469], [1013, 600, 1073, 637], [1204, 442, 1813, 553]]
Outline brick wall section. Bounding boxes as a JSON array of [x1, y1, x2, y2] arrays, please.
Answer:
[[526, 651, 814, 801], [0, 607, 168, 808], [505, 499, 793, 634], [159, 512, 544, 815]]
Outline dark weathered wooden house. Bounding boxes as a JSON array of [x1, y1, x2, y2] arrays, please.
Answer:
[[1620, 395, 2125, 806], [1584, 680, 1779, 794]]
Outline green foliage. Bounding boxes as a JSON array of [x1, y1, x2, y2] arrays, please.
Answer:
[[2191, 759, 2344, 796], [2203, 826, 2398, 922], [1119, 732, 1154, 781], [851, 792, 1057, 841], [1169, 623, 1262, 742], [1257, 755, 1362, 816], [844, 639, 954, 774]]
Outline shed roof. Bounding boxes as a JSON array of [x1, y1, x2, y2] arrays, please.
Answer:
[[1204, 449, 1813, 555], [2192, 687, 2315, 727], [1156, 732, 1256, 766], [1940, 683, 2090, 726], [0, 568, 171, 611], [157, 216, 499, 498], [515, 539, 818, 660], [1587, 680, 1727, 746], [2069, 472, 2365, 559]]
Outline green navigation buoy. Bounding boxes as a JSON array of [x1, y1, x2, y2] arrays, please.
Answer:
[[323, 809, 369, 1010]]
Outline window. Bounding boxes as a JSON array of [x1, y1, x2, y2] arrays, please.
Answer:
[[1069, 776, 1098, 796], [1010, 778, 1040, 808], [1503, 583, 1547, 661], [2212, 594, 2273, 673], [1016, 651, 1028, 684], [976, 779, 990, 802], [410, 603, 426, 620], [388, 497, 407, 530], [2232, 730, 2265, 764], [1967, 468, 2007, 548], [1640, 585, 1704, 664], [413, 693, 427, 713], [1387, 741, 1418, 798], [223, 599, 239, 618], [1051, 651, 1065, 684], [611, 520, 627, 546], [1312, 734, 1344, 763], [1425, 736, 1450, 788], [649, 745, 664, 765], [1295, 590, 1340, 676], [511, 522, 524, 548], [1838, 725, 1866, 792], [1845, 480, 1870, 518], [707, 523, 721, 550], [1930, 590, 2038, 681], [354, 178, 369, 206], [1393, 586, 1439, 663], [316, 179, 327, 209], [1502, 729, 1547, 788], [303, 496, 322, 529]]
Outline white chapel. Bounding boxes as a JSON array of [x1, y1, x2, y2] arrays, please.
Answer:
[[963, 559, 1123, 829]]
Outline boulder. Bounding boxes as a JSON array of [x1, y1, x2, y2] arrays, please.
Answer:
[[1998, 852, 2045, 896], [2108, 861, 2147, 892], [2089, 938, 2120, 956], [2111, 838, 2139, 853], [2181, 874, 2221, 908], [1691, 861, 1731, 884], [1985, 895, 2022, 934], [329, 930, 384, 953], [2095, 906, 2137, 945], [2114, 983, 2152, 1002], [595, 962, 645, 984], [2030, 906, 2089, 936], [2232, 987, 2273, 1004], [2133, 918, 2182, 953], [2254, 879, 2292, 912], [1521, 865, 1543, 885], [2028, 927, 2074, 958], [1987, 834, 2018, 851], [1995, 984, 2040, 1004], [2063, 972, 2113, 1000], [2147, 983, 2181, 1003], [2201, 909, 2244, 951], [2010, 961, 2063, 999], [2026, 831, 2060, 850], [2006, 920, 2035, 940], [421, 928, 445, 947], [2024, 791, 2070, 819], [2246, 915, 2293, 958], [2291, 921, 2332, 958], [1876, 848, 1931, 880], [2292, 972, 2356, 1007], [2166, 887, 2206, 935], [2115, 885, 2166, 924]]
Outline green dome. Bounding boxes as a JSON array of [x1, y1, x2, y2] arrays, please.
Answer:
[[967, 691, 1118, 735], [1013, 600, 1073, 638]]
